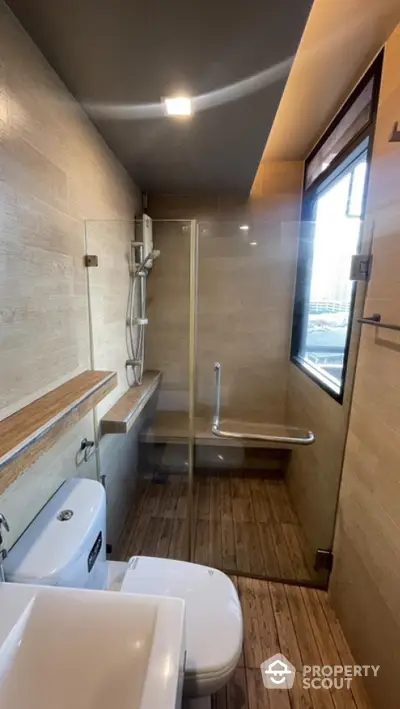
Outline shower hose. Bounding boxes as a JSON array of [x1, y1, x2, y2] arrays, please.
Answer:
[[126, 269, 146, 387]]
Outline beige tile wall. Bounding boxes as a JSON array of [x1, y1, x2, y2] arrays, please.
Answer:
[[285, 366, 348, 551], [148, 167, 303, 423], [0, 1, 142, 548], [330, 26, 400, 709], [196, 217, 298, 422]]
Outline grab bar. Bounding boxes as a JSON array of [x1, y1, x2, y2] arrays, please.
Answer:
[[213, 362, 222, 430], [357, 313, 400, 333], [212, 362, 315, 445]]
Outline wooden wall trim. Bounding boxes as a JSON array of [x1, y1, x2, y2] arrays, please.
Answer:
[[0, 370, 117, 495]]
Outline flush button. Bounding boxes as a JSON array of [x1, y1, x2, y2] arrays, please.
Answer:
[[57, 509, 74, 522]]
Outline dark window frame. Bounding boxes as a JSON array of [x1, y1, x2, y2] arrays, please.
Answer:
[[290, 51, 384, 403]]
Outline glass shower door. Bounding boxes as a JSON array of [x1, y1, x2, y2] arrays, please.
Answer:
[[192, 219, 327, 586]]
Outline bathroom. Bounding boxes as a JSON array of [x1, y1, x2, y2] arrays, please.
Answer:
[[0, 0, 399, 707]]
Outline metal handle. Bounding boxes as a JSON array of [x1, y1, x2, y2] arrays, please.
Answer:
[[211, 362, 314, 446], [213, 362, 222, 429], [0, 514, 9, 533], [0, 514, 10, 565], [358, 313, 400, 333]]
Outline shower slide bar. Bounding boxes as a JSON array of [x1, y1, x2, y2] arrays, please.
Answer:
[[212, 362, 315, 446]]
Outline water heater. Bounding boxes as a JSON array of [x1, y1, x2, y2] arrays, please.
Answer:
[[137, 214, 154, 267]]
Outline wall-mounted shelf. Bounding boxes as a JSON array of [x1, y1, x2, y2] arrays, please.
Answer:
[[100, 371, 161, 435], [0, 370, 117, 496]]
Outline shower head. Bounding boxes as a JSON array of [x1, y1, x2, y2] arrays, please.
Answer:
[[136, 248, 161, 273]]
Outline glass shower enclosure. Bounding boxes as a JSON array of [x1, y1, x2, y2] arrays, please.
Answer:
[[89, 216, 355, 589]]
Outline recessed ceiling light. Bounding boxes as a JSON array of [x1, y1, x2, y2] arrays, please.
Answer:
[[164, 96, 192, 117], [239, 224, 249, 231], [250, 241, 258, 246]]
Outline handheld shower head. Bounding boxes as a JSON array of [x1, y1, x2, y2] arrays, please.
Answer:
[[136, 248, 161, 273]]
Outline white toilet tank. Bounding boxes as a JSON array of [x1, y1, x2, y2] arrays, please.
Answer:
[[4, 478, 107, 590]]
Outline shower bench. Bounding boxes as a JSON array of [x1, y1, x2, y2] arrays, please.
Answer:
[[140, 411, 310, 450]]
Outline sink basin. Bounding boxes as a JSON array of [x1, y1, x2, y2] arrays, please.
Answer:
[[0, 582, 185, 709]]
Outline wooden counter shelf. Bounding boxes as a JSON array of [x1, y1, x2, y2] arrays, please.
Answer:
[[100, 370, 161, 435], [0, 370, 117, 495]]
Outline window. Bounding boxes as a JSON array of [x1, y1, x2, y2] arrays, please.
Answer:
[[291, 54, 383, 402]]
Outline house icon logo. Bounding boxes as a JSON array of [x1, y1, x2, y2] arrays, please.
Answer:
[[260, 653, 296, 689]]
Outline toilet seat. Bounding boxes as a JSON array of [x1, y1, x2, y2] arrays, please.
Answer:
[[184, 646, 240, 696], [120, 556, 243, 696]]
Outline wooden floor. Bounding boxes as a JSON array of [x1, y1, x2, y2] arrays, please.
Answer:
[[116, 471, 319, 583], [214, 576, 372, 709], [115, 478, 371, 709]]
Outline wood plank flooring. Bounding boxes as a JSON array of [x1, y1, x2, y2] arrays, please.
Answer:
[[116, 471, 318, 583], [115, 481, 371, 709], [214, 577, 372, 709]]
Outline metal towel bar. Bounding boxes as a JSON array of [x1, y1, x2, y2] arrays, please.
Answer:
[[357, 313, 400, 333], [212, 362, 315, 446]]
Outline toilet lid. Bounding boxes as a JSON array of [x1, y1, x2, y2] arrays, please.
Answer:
[[121, 557, 243, 678]]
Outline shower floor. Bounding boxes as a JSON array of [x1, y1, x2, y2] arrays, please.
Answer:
[[116, 471, 319, 583]]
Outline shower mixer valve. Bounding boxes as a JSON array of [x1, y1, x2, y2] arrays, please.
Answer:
[[126, 359, 142, 367]]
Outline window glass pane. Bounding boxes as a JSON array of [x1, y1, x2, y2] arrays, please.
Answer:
[[305, 80, 373, 189], [348, 161, 367, 217], [300, 156, 368, 392]]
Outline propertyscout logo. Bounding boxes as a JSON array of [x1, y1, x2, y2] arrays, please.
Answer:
[[261, 655, 296, 689], [261, 655, 380, 691], [302, 664, 380, 689]]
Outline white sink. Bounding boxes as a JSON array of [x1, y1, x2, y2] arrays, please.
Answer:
[[0, 582, 185, 709]]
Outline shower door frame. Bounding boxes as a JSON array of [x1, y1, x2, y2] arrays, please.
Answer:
[[187, 219, 198, 562]]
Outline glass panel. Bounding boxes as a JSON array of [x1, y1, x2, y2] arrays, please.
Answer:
[[194, 220, 327, 586], [299, 154, 368, 393], [85, 219, 192, 563], [305, 79, 373, 189], [134, 220, 192, 562], [348, 161, 368, 217]]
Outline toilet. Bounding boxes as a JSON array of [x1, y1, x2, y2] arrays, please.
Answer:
[[4, 478, 243, 706]]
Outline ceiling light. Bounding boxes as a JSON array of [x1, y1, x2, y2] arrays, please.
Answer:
[[164, 96, 192, 117], [239, 224, 249, 231], [250, 241, 258, 246]]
